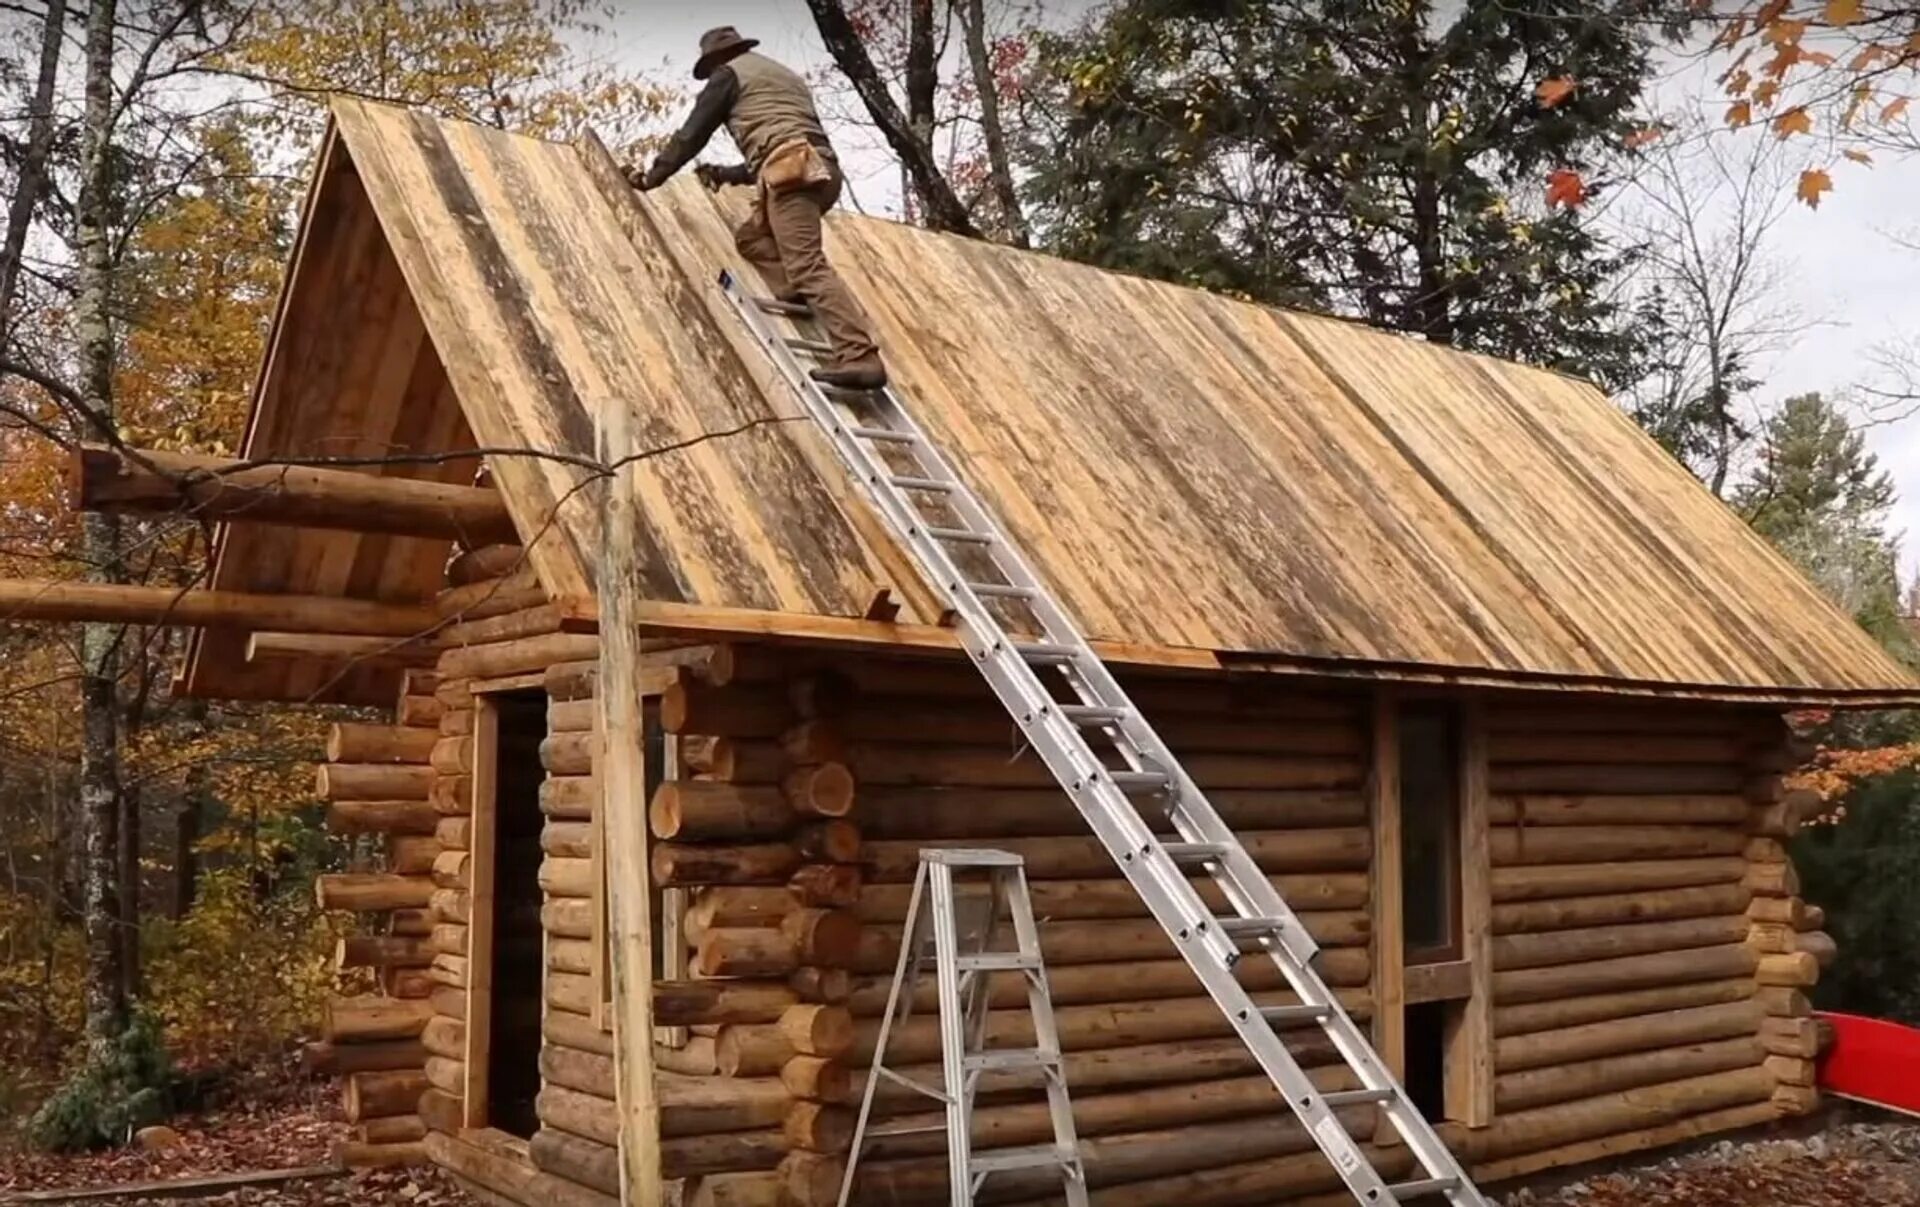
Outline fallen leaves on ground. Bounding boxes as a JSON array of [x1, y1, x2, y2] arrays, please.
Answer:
[[92, 1167, 474, 1206], [1500, 1120, 1920, 1206]]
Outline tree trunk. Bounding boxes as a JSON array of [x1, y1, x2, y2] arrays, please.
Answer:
[[77, 0, 127, 1047], [802, 0, 980, 237], [0, 0, 66, 333], [173, 705, 210, 918], [958, 0, 1028, 246]]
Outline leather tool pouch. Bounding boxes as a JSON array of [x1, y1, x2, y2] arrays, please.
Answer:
[[761, 138, 833, 193]]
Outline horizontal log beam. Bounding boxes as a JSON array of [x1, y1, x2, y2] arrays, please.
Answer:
[[0, 579, 440, 636], [70, 444, 518, 545], [248, 632, 438, 667]]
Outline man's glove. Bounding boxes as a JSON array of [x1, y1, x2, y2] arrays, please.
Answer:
[[694, 162, 755, 191], [626, 159, 671, 192]]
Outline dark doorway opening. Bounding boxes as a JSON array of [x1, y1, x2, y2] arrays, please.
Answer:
[[1405, 1000, 1450, 1123], [486, 691, 546, 1138]]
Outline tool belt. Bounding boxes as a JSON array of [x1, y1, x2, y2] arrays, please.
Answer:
[[760, 137, 834, 194]]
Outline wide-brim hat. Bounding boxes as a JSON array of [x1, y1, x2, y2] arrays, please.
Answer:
[[694, 26, 758, 80]]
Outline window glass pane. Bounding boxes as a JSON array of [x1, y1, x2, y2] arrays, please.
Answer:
[[1400, 707, 1460, 960]]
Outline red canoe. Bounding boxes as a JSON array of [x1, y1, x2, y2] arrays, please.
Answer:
[[1817, 1011, 1920, 1116]]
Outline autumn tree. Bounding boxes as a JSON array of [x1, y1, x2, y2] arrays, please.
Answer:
[[1016, 0, 1696, 386], [803, 0, 1037, 241]]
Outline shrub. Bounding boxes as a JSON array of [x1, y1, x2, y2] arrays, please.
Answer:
[[26, 1011, 177, 1151]]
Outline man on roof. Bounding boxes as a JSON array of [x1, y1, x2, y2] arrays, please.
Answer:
[[629, 26, 889, 392]]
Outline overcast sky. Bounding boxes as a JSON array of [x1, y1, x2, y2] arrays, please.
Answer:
[[604, 5, 1920, 572]]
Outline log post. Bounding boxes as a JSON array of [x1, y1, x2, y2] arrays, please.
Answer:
[[1743, 721, 1821, 1117]]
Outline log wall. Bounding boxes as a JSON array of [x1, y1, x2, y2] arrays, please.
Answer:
[[320, 624, 1820, 1203]]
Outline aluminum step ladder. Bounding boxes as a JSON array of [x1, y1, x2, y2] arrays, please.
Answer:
[[839, 848, 1090, 1207], [717, 269, 1488, 1207]]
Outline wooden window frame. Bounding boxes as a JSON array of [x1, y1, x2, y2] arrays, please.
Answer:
[[462, 695, 501, 1130], [1372, 692, 1493, 1131]]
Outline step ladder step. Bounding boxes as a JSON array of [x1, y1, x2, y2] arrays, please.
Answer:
[[1322, 1088, 1395, 1108], [1258, 1003, 1333, 1025], [969, 1143, 1073, 1176], [924, 848, 1026, 867], [926, 525, 994, 546], [751, 296, 812, 317], [968, 582, 1037, 600], [1164, 841, 1233, 864], [784, 336, 835, 355], [953, 951, 1043, 973], [1218, 915, 1294, 940], [850, 425, 918, 444], [1058, 704, 1132, 725], [887, 474, 953, 492], [1012, 640, 1078, 664], [962, 1047, 1059, 1073], [1391, 1177, 1463, 1200], [1107, 769, 1171, 793]]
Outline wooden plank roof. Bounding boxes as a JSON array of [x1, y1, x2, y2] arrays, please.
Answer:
[[208, 98, 1920, 704]]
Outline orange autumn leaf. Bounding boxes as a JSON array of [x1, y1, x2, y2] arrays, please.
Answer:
[[1754, 78, 1782, 106], [1825, 0, 1864, 25], [1797, 167, 1833, 207], [1545, 167, 1587, 209], [1844, 148, 1874, 164], [1536, 76, 1578, 108], [1624, 125, 1663, 149], [1885, 96, 1913, 124], [1773, 106, 1813, 137], [1726, 99, 1755, 127]]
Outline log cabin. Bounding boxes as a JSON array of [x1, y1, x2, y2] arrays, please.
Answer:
[[38, 98, 1920, 1204]]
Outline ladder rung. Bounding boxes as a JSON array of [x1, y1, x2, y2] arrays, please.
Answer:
[[926, 525, 994, 546], [1391, 1177, 1463, 1200], [954, 951, 1041, 972], [784, 336, 834, 355], [868, 1120, 949, 1138], [751, 296, 811, 317], [969, 1143, 1071, 1175], [1058, 703, 1131, 725], [887, 474, 952, 492], [850, 425, 918, 444], [1322, 1088, 1395, 1108], [1218, 915, 1294, 940], [1258, 1003, 1332, 1025], [1106, 770, 1170, 793], [1163, 841, 1232, 864], [1012, 640, 1077, 664], [968, 582, 1036, 600], [962, 1047, 1058, 1073]]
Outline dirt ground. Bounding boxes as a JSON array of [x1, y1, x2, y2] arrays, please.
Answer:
[[6, 1109, 1920, 1205]]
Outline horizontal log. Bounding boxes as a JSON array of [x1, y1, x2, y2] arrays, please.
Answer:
[[544, 1009, 615, 1058], [856, 872, 1369, 923], [547, 972, 597, 1015], [1489, 794, 1752, 827], [1492, 826, 1747, 866], [318, 763, 434, 802], [1489, 764, 1746, 795], [326, 799, 439, 837], [542, 821, 592, 859], [388, 835, 441, 876], [335, 1139, 428, 1172], [541, 732, 594, 776], [424, 1054, 465, 1096], [862, 829, 1368, 882], [357, 1116, 428, 1145], [344, 1069, 429, 1123], [315, 873, 433, 912], [249, 631, 437, 668], [336, 935, 434, 969], [531, 1129, 619, 1195], [433, 851, 470, 890], [1470, 1065, 1775, 1162], [542, 898, 593, 939], [548, 696, 596, 734], [655, 828, 860, 886], [440, 632, 600, 683], [324, 725, 436, 770], [432, 889, 471, 926], [302, 1037, 426, 1075], [1471, 1100, 1780, 1185], [446, 543, 524, 586], [782, 707, 1364, 759], [1492, 915, 1750, 970], [1488, 733, 1750, 765], [855, 786, 1365, 840], [397, 693, 444, 728], [1494, 978, 1757, 1038], [1494, 944, 1758, 1005], [686, 887, 795, 933], [816, 657, 1362, 715], [428, 775, 470, 816], [855, 910, 1368, 974], [0, 577, 443, 636], [436, 816, 471, 851], [438, 601, 572, 648], [1491, 883, 1750, 935], [539, 856, 594, 899], [652, 782, 797, 842], [663, 679, 796, 737], [656, 979, 800, 1027], [550, 938, 594, 975], [1496, 1000, 1765, 1072], [430, 737, 472, 775], [69, 443, 517, 544], [838, 743, 1362, 790], [1492, 857, 1748, 902], [541, 775, 597, 820], [1756, 951, 1818, 988]]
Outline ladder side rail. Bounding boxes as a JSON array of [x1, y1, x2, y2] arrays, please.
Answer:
[[839, 863, 934, 1207], [928, 863, 974, 1207]]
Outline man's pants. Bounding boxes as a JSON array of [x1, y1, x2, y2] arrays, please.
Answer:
[[733, 170, 881, 370]]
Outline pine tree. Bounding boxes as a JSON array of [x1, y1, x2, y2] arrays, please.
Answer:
[[1017, 0, 1691, 387]]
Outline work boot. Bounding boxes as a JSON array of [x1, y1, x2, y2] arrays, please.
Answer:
[[811, 356, 888, 391]]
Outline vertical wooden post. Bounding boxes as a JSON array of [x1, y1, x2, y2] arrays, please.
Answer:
[[597, 392, 664, 1205], [1367, 691, 1405, 1109], [461, 697, 499, 1128], [1446, 700, 1494, 1128]]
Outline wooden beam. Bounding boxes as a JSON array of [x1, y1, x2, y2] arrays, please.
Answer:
[[0, 579, 441, 636], [1447, 701, 1495, 1129], [463, 698, 500, 1129], [247, 631, 439, 667], [1367, 692, 1405, 1107], [595, 322, 665, 1206], [70, 444, 518, 546]]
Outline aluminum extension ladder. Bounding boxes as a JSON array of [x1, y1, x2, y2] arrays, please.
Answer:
[[717, 269, 1488, 1206], [839, 848, 1090, 1207]]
